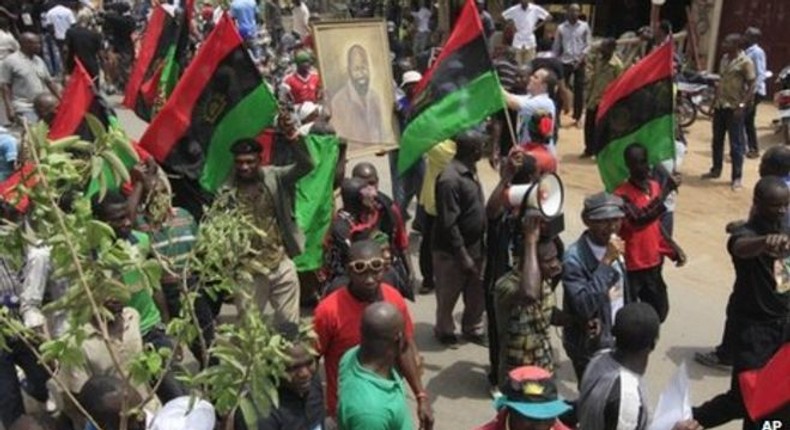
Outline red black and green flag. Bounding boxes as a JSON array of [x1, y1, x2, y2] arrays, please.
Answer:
[[50, 59, 115, 141], [595, 42, 676, 191], [138, 14, 278, 193], [739, 343, 790, 421], [124, 2, 192, 122], [396, 0, 503, 173]]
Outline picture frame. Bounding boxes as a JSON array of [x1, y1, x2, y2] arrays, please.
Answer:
[[311, 19, 399, 157]]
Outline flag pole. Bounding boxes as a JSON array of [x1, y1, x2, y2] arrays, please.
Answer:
[[501, 103, 520, 150]]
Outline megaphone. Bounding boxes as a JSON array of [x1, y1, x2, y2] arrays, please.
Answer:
[[506, 173, 564, 218]]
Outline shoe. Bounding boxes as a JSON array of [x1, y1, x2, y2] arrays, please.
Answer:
[[694, 350, 732, 370], [746, 149, 760, 159], [462, 332, 488, 347], [731, 179, 743, 191], [435, 332, 459, 346], [701, 171, 721, 180], [419, 282, 434, 295]]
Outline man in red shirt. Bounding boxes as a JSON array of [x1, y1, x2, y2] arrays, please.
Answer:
[[614, 143, 685, 323], [314, 239, 433, 429], [282, 51, 321, 104]]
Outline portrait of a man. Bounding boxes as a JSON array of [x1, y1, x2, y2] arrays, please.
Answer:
[[313, 20, 397, 151], [330, 45, 383, 144]]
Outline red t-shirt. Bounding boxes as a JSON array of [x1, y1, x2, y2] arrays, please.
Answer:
[[283, 71, 321, 104], [614, 180, 675, 270], [314, 283, 415, 416]]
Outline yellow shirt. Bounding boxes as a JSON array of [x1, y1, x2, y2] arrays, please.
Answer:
[[419, 140, 457, 216], [717, 51, 756, 109]]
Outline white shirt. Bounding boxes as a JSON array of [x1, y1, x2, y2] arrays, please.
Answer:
[[0, 30, 19, 60], [292, 3, 310, 38], [411, 7, 432, 33], [513, 92, 557, 148], [502, 3, 550, 50], [45, 5, 76, 40]]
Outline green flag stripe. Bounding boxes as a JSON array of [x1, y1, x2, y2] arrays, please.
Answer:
[[199, 84, 278, 191], [293, 134, 340, 271], [398, 70, 503, 173], [596, 115, 676, 191]]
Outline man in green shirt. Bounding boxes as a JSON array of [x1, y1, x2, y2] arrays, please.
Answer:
[[337, 302, 414, 430], [91, 191, 186, 402]]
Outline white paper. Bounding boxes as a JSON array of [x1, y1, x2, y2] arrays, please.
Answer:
[[648, 361, 692, 430]]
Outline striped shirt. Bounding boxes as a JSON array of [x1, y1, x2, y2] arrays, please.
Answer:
[[137, 208, 197, 284], [0, 256, 20, 313]]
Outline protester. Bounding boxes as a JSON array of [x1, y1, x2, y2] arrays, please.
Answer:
[[475, 366, 572, 430], [64, 12, 102, 79], [337, 302, 416, 430], [101, 2, 136, 92], [32, 93, 58, 125], [229, 0, 258, 43], [0, 33, 60, 123], [701, 33, 756, 191], [9, 414, 59, 430], [292, 0, 310, 40], [579, 302, 702, 430], [615, 143, 685, 323], [58, 300, 156, 429], [258, 322, 324, 430], [0, 238, 50, 428], [44, 1, 76, 67], [130, 161, 215, 369], [0, 125, 17, 181], [743, 27, 767, 159], [416, 140, 456, 295], [582, 38, 622, 158], [503, 68, 559, 152], [282, 51, 321, 105], [352, 162, 414, 295], [493, 213, 563, 386], [91, 191, 186, 403], [433, 130, 487, 346], [693, 177, 790, 428], [390, 69, 425, 220], [214, 126, 314, 326], [502, 0, 551, 66], [562, 192, 627, 381], [314, 240, 432, 428], [78, 375, 151, 430], [552, 3, 590, 128], [410, 0, 432, 55]]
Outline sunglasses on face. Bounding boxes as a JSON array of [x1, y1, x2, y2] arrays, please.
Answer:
[[349, 257, 387, 274]]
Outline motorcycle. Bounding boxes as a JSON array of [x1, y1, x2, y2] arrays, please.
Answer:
[[773, 66, 790, 145], [676, 71, 718, 128]]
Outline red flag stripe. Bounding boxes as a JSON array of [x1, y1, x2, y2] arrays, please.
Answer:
[[138, 14, 243, 162], [596, 42, 673, 122], [123, 5, 169, 109], [49, 59, 94, 139], [739, 343, 790, 420], [413, 0, 484, 96]]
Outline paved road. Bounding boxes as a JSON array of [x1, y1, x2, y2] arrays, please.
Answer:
[[114, 101, 777, 429]]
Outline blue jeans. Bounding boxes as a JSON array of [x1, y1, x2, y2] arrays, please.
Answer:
[[710, 107, 746, 181], [0, 338, 50, 428]]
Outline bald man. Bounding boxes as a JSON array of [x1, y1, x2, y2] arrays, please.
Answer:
[[337, 302, 412, 430], [0, 33, 59, 123], [32, 93, 58, 125]]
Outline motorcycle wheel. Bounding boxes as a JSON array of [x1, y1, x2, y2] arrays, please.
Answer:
[[677, 96, 697, 128]]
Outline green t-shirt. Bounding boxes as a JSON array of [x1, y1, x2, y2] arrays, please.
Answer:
[[337, 346, 413, 430], [123, 231, 161, 335]]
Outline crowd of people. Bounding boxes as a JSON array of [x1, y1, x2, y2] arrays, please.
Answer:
[[0, 0, 786, 430]]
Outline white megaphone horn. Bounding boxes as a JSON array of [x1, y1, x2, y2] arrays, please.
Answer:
[[506, 173, 564, 218]]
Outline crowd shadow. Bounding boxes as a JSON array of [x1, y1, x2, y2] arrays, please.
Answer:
[[424, 360, 492, 403], [665, 345, 731, 381]]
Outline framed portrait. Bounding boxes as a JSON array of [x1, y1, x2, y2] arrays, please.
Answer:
[[312, 20, 399, 156]]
